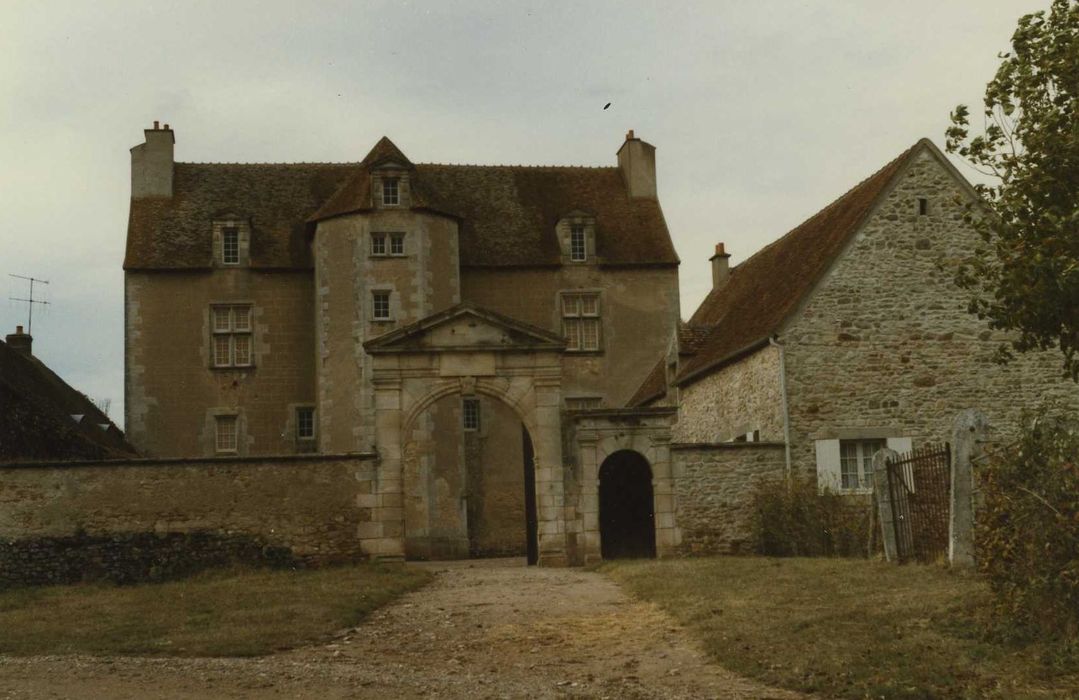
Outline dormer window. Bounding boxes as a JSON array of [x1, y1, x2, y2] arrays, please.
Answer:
[[382, 178, 399, 206], [570, 225, 586, 262], [558, 213, 596, 264], [222, 227, 240, 265], [213, 219, 249, 266]]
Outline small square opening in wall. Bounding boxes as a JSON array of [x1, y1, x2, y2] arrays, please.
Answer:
[[463, 398, 480, 431], [372, 291, 391, 320]]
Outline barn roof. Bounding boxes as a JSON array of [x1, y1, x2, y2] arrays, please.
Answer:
[[674, 141, 927, 386]]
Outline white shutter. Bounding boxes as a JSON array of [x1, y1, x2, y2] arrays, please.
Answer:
[[886, 437, 915, 491], [815, 439, 841, 493], [886, 437, 912, 456]]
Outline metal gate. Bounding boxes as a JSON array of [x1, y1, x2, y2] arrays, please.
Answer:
[[886, 443, 951, 563]]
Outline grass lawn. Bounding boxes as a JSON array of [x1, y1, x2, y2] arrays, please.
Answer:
[[602, 557, 1079, 700], [0, 563, 431, 657]]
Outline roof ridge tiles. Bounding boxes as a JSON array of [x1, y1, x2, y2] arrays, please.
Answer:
[[730, 142, 921, 274], [178, 161, 361, 166], [416, 162, 613, 170]]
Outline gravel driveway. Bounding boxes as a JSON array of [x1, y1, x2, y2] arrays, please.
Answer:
[[0, 559, 800, 699]]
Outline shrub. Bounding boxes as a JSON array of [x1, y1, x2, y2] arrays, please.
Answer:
[[751, 474, 878, 557], [978, 414, 1079, 639]]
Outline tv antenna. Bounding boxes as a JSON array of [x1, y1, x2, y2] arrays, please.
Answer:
[[8, 274, 50, 335]]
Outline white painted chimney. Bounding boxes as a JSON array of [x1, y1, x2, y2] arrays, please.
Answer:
[[616, 129, 657, 199], [130, 121, 175, 199]]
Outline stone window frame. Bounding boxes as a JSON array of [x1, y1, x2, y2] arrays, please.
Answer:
[[382, 177, 400, 206], [209, 303, 254, 369], [557, 213, 597, 264], [462, 397, 481, 431], [222, 227, 240, 265], [212, 218, 250, 267], [569, 225, 586, 262], [559, 290, 603, 353], [295, 405, 316, 442], [214, 413, 239, 454], [371, 289, 394, 322], [371, 232, 407, 257]]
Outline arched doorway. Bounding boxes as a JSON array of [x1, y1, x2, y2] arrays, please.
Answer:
[[401, 391, 539, 563], [598, 450, 657, 559]]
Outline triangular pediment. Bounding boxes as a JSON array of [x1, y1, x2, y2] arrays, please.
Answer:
[[364, 303, 566, 354]]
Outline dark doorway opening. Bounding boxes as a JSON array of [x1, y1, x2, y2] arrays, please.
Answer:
[[598, 450, 656, 559], [522, 425, 539, 565]]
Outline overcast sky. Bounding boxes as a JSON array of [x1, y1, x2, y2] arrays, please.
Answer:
[[0, 0, 1046, 427]]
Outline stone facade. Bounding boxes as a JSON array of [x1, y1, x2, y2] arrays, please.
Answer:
[[122, 126, 682, 565], [125, 270, 316, 458], [0, 453, 378, 585], [673, 344, 784, 443], [671, 443, 787, 554], [781, 148, 1079, 477]]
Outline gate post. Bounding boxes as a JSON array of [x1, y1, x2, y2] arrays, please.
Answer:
[[872, 448, 900, 562], [951, 409, 989, 568]]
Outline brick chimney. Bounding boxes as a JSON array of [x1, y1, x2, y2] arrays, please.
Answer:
[[5, 325, 32, 356], [710, 242, 731, 289], [130, 121, 175, 199], [616, 129, 657, 199]]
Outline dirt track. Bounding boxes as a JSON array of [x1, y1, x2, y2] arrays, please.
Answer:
[[0, 559, 800, 699]]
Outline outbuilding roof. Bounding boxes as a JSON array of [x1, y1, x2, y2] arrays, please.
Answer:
[[0, 338, 137, 462], [672, 138, 983, 389]]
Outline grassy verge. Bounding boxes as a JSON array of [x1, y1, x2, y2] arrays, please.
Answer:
[[602, 557, 1079, 699], [0, 563, 431, 657]]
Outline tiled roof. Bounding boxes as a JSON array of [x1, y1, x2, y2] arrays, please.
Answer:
[[0, 339, 137, 462], [678, 323, 712, 356], [126, 140, 678, 270], [125, 163, 356, 270], [675, 140, 924, 386]]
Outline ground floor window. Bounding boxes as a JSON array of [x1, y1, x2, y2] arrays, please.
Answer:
[[215, 415, 238, 453], [462, 397, 480, 431], [840, 439, 885, 489]]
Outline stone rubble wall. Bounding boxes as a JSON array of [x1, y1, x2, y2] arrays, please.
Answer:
[[0, 453, 377, 587], [674, 344, 785, 443], [782, 148, 1079, 477], [671, 442, 786, 554]]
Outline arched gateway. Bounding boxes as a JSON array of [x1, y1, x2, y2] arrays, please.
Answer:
[[362, 304, 570, 566], [598, 450, 657, 559]]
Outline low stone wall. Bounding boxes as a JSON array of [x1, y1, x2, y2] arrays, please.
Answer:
[[672, 442, 787, 555], [0, 453, 377, 587]]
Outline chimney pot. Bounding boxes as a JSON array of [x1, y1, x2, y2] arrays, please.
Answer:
[[6, 326, 32, 356], [163, 123, 169, 130], [153, 120, 159, 129], [626, 129, 635, 140]]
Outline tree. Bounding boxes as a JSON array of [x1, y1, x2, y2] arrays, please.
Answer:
[[946, 0, 1079, 379]]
